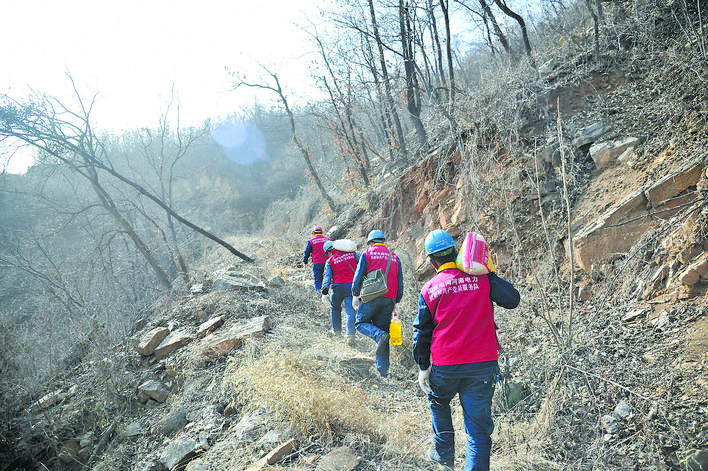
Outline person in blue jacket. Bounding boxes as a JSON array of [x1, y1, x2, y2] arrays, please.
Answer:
[[351, 229, 404, 377], [321, 241, 360, 345], [413, 229, 520, 471]]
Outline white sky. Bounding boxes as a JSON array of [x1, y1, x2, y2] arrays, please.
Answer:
[[1, 0, 324, 172]]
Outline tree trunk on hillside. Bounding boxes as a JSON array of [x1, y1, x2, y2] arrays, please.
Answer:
[[362, 34, 397, 162], [439, 0, 456, 107], [367, 0, 410, 161], [428, 0, 448, 100], [584, 0, 601, 61], [493, 0, 537, 70], [231, 68, 337, 213], [322, 77, 371, 186], [399, 0, 429, 152], [478, 0, 511, 55]]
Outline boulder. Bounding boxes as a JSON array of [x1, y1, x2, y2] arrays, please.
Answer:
[[137, 380, 170, 404], [589, 137, 639, 167], [154, 330, 193, 360], [160, 437, 199, 470], [200, 316, 270, 359], [572, 123, 611, 148], [137, 327, 170, 356], [197, 316, 224, 339]]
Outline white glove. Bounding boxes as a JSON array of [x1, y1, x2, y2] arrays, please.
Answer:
[[352, 296, 360, 310], [418, 368, 432, 395], [321, 294, 329, 304]]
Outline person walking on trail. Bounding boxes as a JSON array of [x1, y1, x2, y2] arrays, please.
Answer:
[[351, 229, 403, 377], [412, 229, 520, 471], [321, 241, 360, 345], [303, 226, 330, 294]]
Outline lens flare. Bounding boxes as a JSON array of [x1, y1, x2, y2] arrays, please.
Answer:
[[209, 119, 266, 165]]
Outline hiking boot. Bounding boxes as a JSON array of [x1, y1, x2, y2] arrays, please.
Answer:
[[346, 336, 355, 346], [375, 332, 390, 355], [427, 447, 454, 470]]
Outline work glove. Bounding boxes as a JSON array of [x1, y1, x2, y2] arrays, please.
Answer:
[[321, 294, 329, 304], [418, 367, 432, 395], [352, 296, 360, 310]]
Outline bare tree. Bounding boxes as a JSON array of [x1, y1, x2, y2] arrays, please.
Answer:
[[456, 0, 512, 56], [230, 66, 337, 213], [427, 0, 449, 98], [307, 25, 371, 187], [134, 91, 209, 286], [0, 87, 254, 292], [439, 0, 457, 104], [367, 0, 410, 161], [399, 0, 429, 151], [584, 0, 601, 61], [493, 0, 537, 70]]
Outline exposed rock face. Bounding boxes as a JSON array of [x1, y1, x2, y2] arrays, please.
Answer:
[[571, 158, 705, 272]]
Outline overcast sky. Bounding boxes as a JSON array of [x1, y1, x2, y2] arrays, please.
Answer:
[[1, 0, 323, 135]]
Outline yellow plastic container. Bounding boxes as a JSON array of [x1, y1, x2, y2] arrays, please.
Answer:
[[390, 312, 403, 346]]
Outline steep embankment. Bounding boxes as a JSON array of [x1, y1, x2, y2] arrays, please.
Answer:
[[7, 46, 708, 471]]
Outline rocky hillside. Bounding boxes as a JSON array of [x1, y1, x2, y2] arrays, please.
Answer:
[[4, 10, 708, 471]]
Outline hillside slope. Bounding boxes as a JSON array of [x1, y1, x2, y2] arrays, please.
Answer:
[[5, 13, 708, 471]]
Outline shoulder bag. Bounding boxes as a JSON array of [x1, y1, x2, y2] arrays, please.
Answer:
[[360, 251, 392, 303]]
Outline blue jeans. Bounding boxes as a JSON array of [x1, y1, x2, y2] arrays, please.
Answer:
[[355, 296, 395, 375], [312, 263, 325, 291], [428, 361, 499, 471], [329, 283, 355, 336]]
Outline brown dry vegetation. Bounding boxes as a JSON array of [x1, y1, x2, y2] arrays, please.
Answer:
[[2, 1, 708, 471]]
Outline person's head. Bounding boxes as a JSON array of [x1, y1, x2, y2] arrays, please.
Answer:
[[323, 241, 334, 255], [425, 229, 457, 268], [312, 226, 323, 236], [366, 229, 385, 246]]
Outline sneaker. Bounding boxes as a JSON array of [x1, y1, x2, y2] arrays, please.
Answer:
[[427, 447, 454, 470], [375, 332, 390, 355]]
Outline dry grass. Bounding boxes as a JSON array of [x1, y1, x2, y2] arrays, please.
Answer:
[[219, 328, 432, 463]]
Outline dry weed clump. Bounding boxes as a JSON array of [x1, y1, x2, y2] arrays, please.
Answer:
[[219, 323, 433, 468], [221, 351, 383, 442]]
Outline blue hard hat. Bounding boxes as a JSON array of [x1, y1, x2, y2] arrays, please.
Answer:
[[367, 229, 385, 243], [323, 241, 334, 253], [425, 229, 456, 255]]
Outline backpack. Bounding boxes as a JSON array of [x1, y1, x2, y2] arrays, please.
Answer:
[[456, 232, 496, 275]]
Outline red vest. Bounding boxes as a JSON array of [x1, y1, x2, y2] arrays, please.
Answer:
[[421, 268, 498, 365], [309, 235, 330, 264], [363, 244, 399, 299], [329, 250, 357, 284]]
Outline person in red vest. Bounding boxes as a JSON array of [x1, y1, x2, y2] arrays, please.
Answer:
[[321, 241, 360, 345], [303, 226, 330, 294], [351, 229, 403, 377], [412, 229, 519, 471]]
